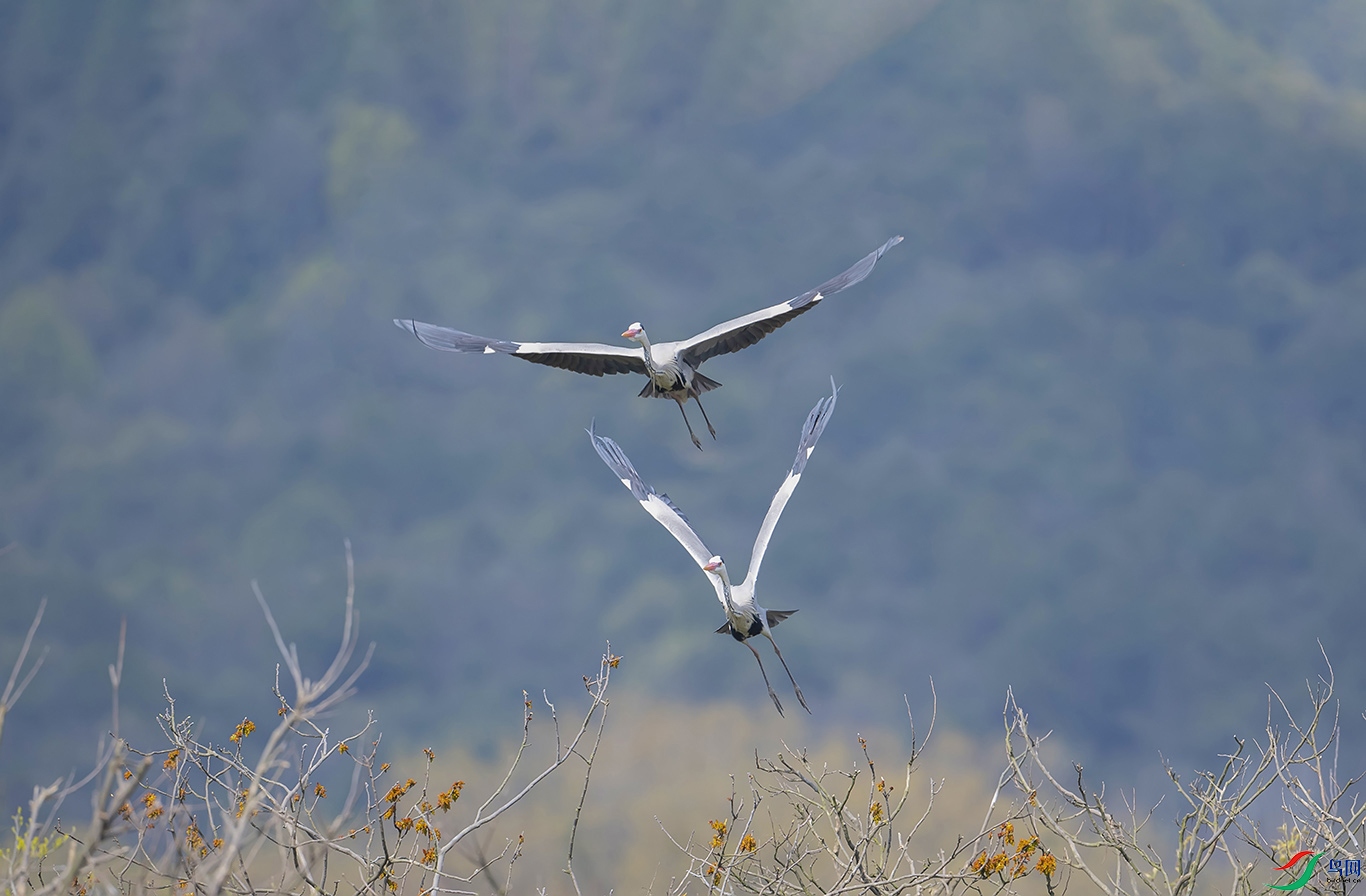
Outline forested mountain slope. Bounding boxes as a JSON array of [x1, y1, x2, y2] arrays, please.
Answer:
[[2, 0, 1365, 807]]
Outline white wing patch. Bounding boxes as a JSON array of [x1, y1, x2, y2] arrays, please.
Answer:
[[640, 493, 715, 574], [483, 345, 497, 354], [515, 340, 633, 355]]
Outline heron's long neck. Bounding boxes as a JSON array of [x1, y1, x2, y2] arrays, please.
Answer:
[[716, 566, 737, 616], [635, 330, 657, 372]]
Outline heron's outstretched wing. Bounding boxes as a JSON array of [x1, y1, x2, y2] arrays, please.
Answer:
[[395, 319, 647, 377], [742, 378, 840, 590], [588, 424, 729, 610], [675, 236, 902, 367]]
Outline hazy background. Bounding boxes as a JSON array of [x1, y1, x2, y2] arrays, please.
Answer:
[[2, 0, 1365, 884]]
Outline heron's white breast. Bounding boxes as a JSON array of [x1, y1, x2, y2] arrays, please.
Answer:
[[649, 354, 689, 391]]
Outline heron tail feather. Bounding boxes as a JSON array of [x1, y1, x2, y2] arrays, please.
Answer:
[[765, 609, 798, 628], [690, 371, 723, 396]]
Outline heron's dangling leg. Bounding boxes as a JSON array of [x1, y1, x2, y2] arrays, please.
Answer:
[[764, 631, 810, 714], [745, 640, 784, 717], [693, 393, 718, 440], [676, 399, 703, 450]]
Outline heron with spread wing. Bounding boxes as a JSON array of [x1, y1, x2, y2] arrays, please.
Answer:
[[588, 379, 839, 715], [397, 237, 896, 449]]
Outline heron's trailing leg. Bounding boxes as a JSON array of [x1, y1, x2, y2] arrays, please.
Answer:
[[676, 399, 703, 450], [745, 641, 784, 717], [693, 393, 718, 440], [764, 632, 810, 714]]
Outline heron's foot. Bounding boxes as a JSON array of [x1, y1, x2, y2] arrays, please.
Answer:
[[690, 432, 703, 450], [768, 688, 785, 717], [707, 421, 717, 439], [794, 685, 811, 714]]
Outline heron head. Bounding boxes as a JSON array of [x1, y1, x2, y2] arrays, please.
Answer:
[[702, 556, 725, 575], [621, 322, 644, 341]]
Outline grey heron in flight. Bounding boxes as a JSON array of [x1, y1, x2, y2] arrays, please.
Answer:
[[396, 236, 896, 449], [588, 379, 839, 715]]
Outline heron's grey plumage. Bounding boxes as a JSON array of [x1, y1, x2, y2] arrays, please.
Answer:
[[588, 380, 840, 714], [745, 377, 839, 591], [395, 319, 647, 376], [588, 420, 724, 613], [674, 235, 903, 366], [396, 237, 896, 447]]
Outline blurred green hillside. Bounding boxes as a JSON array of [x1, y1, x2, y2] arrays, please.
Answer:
[[3, 0, 1365, 810]]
